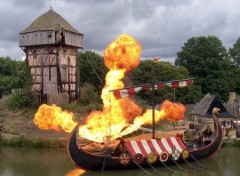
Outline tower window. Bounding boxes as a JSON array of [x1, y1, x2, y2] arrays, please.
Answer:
[[48, 32, 52, 38]]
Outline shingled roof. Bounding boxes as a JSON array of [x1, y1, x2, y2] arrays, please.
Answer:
[[191, 94, 232, 118], [20, 8, 82, 34]]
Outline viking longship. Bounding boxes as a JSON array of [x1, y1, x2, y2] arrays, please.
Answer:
[[66, 78, 223, 171]]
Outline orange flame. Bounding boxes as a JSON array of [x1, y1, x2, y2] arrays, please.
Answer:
[[34, 104, 77, 133], [104, 34, 141, 71], [159, 100, 185, 122], [78, 34, 143, 142], [113, 100, 185, 138], [77, 34, 185, 142], [33, 34, 186, 143]]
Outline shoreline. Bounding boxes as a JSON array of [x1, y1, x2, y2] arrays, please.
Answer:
[[0, 132, 67, 148], [1, 129, 240, 148], [1, 116, 239, 148]]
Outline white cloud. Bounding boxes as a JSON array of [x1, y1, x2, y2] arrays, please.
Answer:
[[0, 48, 6, 56], [0, 0, 240, 62]]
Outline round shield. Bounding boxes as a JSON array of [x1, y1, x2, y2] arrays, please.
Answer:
[[172, 149, 181, 161], [147, 152, 157, 163], [119, 153, 131, 165], [181, 149, 189, 159], [133, 153, 144, 164], [159, 151, 169, 162]]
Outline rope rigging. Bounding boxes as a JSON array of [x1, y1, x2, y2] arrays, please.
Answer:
[[85, 54, 104, 86]]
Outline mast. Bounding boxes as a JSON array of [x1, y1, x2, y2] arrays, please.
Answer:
[[151, 73, 155, 139], [151, 57, 160, 139]]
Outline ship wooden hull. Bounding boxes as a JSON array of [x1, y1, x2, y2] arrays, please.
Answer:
[[66, 116, 223, 171]]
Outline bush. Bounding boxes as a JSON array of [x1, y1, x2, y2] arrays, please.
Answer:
[[79, 83, 102, 104], [61, 102, 102, 117], [10, 89, 39, 109], [80, 103, 102, 114], [222, 138, 240, 147], [0, 94, 15, 111], [232, 139, 240, 146]]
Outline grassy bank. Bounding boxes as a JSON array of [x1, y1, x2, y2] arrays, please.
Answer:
[[0, 93, 100, 148], [1, 134, 66, 148], [222, 138, 240, 147]]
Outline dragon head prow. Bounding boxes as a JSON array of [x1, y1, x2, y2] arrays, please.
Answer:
[[212, 107, 220, 115]]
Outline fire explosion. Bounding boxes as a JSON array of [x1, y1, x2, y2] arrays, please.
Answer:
[[34, 34, 185, 142]]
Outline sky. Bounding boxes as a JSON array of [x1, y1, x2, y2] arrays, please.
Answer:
[[1, 0, 240, 63]]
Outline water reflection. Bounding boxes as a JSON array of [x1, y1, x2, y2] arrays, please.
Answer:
[[66, 169, 86, 176], [66, 157, 223, 176], [216, 146, 240, 176], [0, 147, 74, 176], [0, 146, 239, 176], [66, 168, 149, 176]]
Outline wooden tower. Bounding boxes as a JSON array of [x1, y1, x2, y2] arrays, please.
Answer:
[[19, 8, 83, 104]]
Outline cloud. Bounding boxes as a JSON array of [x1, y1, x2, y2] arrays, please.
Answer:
[[0, 0, 240, 62]]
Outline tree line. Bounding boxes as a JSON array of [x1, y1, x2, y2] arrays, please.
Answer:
[[1, 35, 240, 106]]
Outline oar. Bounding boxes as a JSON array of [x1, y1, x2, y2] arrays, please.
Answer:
[[176, 148, 196, 169], [159, 160, 175, 173], [101, 156, 107, 172], [170, 157, 184, 170], [189, 154, 205, 168], [181, 156, 196, 169], [132, 160, 152, 175], [145, 159, 161, 175]]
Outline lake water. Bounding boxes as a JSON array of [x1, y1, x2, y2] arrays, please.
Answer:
[[0, 146, 239, 176]]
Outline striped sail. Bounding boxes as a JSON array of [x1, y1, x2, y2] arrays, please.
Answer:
[[125, 137, 187, 158], [112, 78, 194, 99]]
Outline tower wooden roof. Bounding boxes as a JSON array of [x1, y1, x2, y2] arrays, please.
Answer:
[[20, 8, 82, 35]]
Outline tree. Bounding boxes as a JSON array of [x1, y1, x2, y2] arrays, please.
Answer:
[[232, 67, 240, 94], [128, 60, 190, 85], [127, 60, 202, 104], [0, 57, 17, 76], [175, 36, 235, 101], [78, 51, 108, 94], [175, 36, 228, 77], [0, 57, 30, 97], [229, 37, 240, 66]]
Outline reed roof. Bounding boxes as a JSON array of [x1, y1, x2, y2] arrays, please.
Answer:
[[191, 94, 232, 118], [20, 8, 82, 34]]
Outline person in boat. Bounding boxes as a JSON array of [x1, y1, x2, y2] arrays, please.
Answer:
[[112, 138, 126, 156], [225, 121, 231, 136], [231, 119, 236, 129], [197, 132, 203, 147], [221, 120, 226, 130], [201, 127, 212, 146]]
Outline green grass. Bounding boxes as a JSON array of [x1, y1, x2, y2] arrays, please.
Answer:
[[222, 138, 240, 147], [0, 118, 4, 124], [2, 135, 66, 148]]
